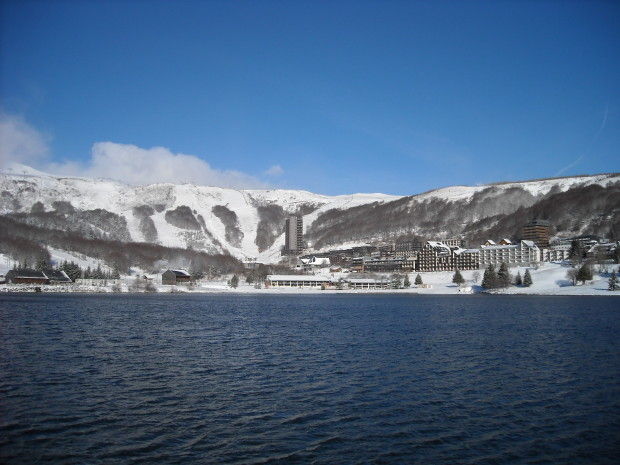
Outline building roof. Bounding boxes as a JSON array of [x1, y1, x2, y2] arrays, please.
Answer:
[[426, 241, 452, 253], [6, 269, 48, 279], [480, 240, 538, 250], [267, 274, 335, 282], [43, 269, 72, 282], [300, 256, 331, 266], [164, 269, 191, 277], [525, 219, 550, 227], [453, 248, 480, 255], [347, 278, 390, 284]]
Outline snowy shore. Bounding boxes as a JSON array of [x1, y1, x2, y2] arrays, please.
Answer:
[[1, 263, 618, 296]]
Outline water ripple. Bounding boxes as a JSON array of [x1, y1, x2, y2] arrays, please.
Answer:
[[1, 293, 619, 464]]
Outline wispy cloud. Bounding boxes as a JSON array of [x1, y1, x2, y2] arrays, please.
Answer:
[[555, 103, 609, 176], [0, 112, 50, 167], [0, 112, 275, 189], [265, 164, 284, 176]]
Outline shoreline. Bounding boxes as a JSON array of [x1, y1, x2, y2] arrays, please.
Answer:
[[1, 286, 617, 297]]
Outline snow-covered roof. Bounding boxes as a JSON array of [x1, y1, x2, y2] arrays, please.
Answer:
[[426, 241, 452, 253], [453, 248, 480, 255], [6, 269, 47, 278], [480, 240, 538, 250], [484, 240, 496, 246], [267, 275, 335, 282], [347, 278, 390, 284], [165, 269, 190, 277], [300, 256, 331, 266]]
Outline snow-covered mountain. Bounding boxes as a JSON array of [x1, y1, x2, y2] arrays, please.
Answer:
[[1, 165, 618, 264], [0, 165, 399, 262]]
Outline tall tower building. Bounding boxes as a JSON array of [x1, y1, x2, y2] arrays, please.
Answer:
[[521, 219, 550, 248], [284, 216, 304, 255]]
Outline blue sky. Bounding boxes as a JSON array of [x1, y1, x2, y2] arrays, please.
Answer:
[[1, 0, 618, 195]]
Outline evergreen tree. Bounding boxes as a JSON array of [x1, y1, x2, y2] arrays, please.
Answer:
[[576, 264, 592, 284], [391, 273, 403, 289], [608, 271, 618, 291], [414, 274, 423, 285], [111, 265, 121, 280], [481, 265, 498, 289], [523, 269, 533, 287], [60, 261, 82, 282], [35, 257, 48, 271], [569, 240, 584, 264], [92, 265, 104, 279], [403, 274, 411, 288], [229, 274, 239, 288], [84, 266, 92, 279], [497, 262, 511, 288], [515, 271, 523, 286], [452, 269, 465, 285]]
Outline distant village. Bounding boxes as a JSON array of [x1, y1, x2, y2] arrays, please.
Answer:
[[262, 216, 619, 290], [1, 215, 618, 292]]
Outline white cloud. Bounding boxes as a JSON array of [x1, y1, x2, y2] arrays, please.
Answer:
[[49, 142, 269, 189], [0, 112, 50, 168], [265, 164, 284, 176], [0, 111, 273, 189]]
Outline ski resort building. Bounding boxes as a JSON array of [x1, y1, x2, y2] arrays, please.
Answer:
[[416, 242, 478, 272], [283, 216, 304, 255], [453, 248, 481, 270], [355, 256, 417, 272], [266, 275, 335, 288], [544, 244, 571, 262], [521, 219, 551, 248], [347, 278, 391, 289], [479, 240, 540, 267]]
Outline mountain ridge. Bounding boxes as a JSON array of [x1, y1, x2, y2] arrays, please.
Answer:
[[1, 165, 618, 265]]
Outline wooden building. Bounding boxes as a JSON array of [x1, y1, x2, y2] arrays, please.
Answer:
[[161, 269, 192, 285], [5, 269, 50, 285]]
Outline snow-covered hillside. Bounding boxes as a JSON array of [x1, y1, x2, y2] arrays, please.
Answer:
[[0, 165, 399, 262], [0, 165, 617, 263]]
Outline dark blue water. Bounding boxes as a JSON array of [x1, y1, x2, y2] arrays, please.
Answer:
[[0, 294, 619, 464]]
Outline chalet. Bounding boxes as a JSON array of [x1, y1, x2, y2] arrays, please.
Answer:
[[161, 269, 192, 285], [5, 269, 49, 285], [499, 238, 512, 245]]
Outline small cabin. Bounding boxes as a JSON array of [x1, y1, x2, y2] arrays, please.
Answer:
[[162, 269, 191, 285]]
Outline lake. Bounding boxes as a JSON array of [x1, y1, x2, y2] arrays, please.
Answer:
[[0, 294, 619, 464]]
